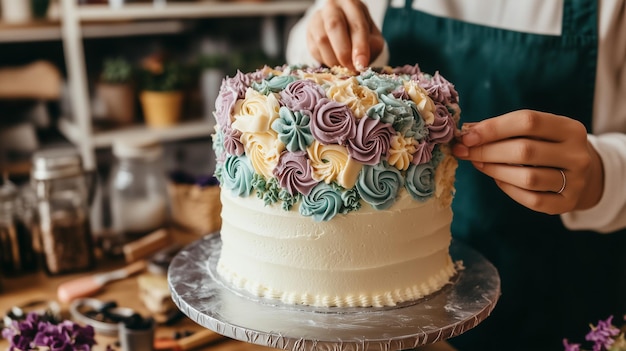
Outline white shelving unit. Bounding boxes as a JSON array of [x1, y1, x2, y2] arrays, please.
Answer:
[[55, 0, 312, 170], [0, 20, 188, 42]]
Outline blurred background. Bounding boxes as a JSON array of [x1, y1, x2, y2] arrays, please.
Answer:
[[0, 0, 311, 270]]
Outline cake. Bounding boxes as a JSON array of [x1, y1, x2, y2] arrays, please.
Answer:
[[212, 64, 461, 308]]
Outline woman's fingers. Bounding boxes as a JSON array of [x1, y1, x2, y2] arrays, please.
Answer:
[[320, 2, 355, 68], [493, 179, 570, 215], [453, 110, 591, 171], [306, 0, 382, 71], [473, 162, 574, 214], [459, 109, 588, 146], [339, 1, 373, 69], [453, 138, 574, 169], [453, 109, 603, 214], [473, 162, 567, 194]]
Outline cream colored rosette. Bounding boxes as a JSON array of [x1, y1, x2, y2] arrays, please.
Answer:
[[404, 81, 435, 125], [240, 132, 284, 180], [388, 133, 418, 171], [231, 87, 285, 179], [307, 140, 362, 189], [231, 88, 281, 137], [299, 72, 338, 86], [326, 77, 379, 118]]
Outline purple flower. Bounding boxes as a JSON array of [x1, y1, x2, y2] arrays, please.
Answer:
[[347, 117, 395, 165], [248, 66, 271, 81], [279, 79, 326, 112], [412, 140, 435, 165], [2, 312, 96, 351], [311, 98, 356, 145], [273, 151, 319, 196], [392, 64, 421, 76], [563, 339, 582, 351], [427, 103, 455, 144], [10, 334, 33, 351], [585, 316, 620, 351], [214, 80, 240, 130], [419, 71, 459, 104], [33, 321, 68, 347], [223, 126, 245, 156], [214, 71, 254, 131], [391, 86, 409, 100]]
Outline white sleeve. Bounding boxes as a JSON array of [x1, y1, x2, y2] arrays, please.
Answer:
[[285, 0, 325, 66], [286, 0, 390, 67], [561, 133, 626, 233]]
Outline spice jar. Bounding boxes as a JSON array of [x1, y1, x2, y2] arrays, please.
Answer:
[[31, 148, 95, 275], [0, 179, 38, 276], [107, 137, 169, 256]]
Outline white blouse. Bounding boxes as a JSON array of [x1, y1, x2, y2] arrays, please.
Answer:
[[286, 0, 626, 234]]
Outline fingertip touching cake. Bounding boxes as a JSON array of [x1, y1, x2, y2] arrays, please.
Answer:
[[212, 64, 461, 308]]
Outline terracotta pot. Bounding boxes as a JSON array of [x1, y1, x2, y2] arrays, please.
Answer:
[[96, 82, 135, 126], [139, 90, 184, 128]]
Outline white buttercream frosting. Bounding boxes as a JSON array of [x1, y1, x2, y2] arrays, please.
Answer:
[[217, 189, 456, 307]]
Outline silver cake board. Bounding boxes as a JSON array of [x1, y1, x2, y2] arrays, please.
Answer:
[[168, 233, 501, 351]]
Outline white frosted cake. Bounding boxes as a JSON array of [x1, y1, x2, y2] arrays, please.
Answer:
[[212, 64, 461, 307]]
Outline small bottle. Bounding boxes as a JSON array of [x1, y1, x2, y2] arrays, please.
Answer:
[[107, 137, 169, 255], [31, 148, 95, 275]]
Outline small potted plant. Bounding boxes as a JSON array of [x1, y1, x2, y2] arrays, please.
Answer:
[[97, 57, 135, 126], [138, 53, 189, 128]]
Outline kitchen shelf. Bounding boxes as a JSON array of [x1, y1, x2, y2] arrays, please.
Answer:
[[0, 20, 189, 42], [75, 1, 313, 21], [58, 117, 215, 148], [0, 21, 61, 42], [42, 0, 312, 169]]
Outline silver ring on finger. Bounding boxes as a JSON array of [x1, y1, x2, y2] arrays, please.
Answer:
[[556, 169, 566, 194]]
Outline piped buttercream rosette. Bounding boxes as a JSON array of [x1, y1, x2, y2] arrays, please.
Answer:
[[213, 64, 460, 221]]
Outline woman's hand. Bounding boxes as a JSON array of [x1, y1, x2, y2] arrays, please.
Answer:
[[452, 110, 604, 215], [306, 0, 384, 71]]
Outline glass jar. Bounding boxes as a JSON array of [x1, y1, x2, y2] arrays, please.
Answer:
[[107, 137, 168, 255], [31, 148, 95, 275], [0, 178, 38, 276]]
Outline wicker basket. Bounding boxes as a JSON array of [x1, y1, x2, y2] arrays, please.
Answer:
[[167, 181, 222, 235]]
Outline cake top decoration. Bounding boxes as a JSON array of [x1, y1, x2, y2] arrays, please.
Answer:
[[212, 64, 460, 221]]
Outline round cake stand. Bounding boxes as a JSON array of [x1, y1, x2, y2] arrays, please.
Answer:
[[168, 234, 500, 351]]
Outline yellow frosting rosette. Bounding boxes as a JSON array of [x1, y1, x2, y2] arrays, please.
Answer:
[[231, 88, 280, 136], [326, 77, 379, 118], [300, 72, 339, 86], [307, 140, 362, 189], [388, 133, 418, 171], [241, 131, 284, 180], [404, 81, 435, 125]]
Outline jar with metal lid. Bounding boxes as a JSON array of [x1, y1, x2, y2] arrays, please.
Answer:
[[0, 178, 38, 276], [107, 137, 169, 255], [31, 148, 95, 275]]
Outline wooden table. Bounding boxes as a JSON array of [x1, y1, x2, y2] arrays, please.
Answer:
[[0, 230, 455, 351]]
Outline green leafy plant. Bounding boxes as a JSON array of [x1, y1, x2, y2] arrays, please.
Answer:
[[100, 57, 134, 84], [139, 53, 190, 92], [197, 54, 227, 70]]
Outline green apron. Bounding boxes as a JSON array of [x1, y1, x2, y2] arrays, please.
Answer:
[[382, 1, 626, 350]]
